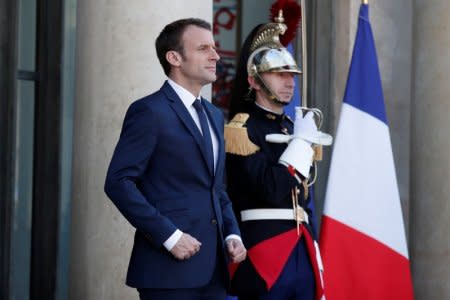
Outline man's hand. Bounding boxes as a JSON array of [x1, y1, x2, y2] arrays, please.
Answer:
[[226, 238, 247, 263], [170, 233, 201, 260]]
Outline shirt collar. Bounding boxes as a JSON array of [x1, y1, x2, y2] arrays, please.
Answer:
[[254, 102, 283, 115], [253, 102, 287, 122], [167, 79, 200, 109]]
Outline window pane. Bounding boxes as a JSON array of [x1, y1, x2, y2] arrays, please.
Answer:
[[17, 0, 37, 71], [10, 79, 35, 299]]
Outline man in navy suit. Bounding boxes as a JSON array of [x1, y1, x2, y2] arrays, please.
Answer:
[[104, 18, 246, 300]]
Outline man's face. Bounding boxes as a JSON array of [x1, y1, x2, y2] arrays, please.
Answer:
[[259, 72, 295, 104], [178, 25, 220, 87]]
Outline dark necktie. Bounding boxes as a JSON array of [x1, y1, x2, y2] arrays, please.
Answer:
[[193, 99, 214, 174]]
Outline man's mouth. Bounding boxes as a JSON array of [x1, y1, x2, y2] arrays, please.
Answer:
[[279, 92, 293, 98]]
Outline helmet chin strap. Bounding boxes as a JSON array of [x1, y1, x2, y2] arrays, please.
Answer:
[[255, 73, 290, 107]]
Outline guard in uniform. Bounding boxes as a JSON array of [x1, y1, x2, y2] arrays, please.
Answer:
[[225, 11, 332, 300]]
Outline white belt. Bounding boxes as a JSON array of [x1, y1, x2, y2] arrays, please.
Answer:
[[240, 208, 309, 224]]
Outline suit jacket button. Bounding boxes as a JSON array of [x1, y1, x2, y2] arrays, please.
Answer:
[[211, 219, 217, 225]]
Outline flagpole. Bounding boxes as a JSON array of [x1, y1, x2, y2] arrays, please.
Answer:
[[300, 0, 307, 106]]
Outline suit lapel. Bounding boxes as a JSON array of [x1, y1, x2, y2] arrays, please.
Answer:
[[162, 82, 213, 176]]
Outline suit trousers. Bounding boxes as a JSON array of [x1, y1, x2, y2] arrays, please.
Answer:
[[138, 239, 227, 300]]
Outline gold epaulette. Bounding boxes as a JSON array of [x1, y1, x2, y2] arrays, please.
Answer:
[[224, 113, 260, 156]]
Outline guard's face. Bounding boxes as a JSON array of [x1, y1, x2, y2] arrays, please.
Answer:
[[178, 25, 220, 87], [260, 72, 295, 103]]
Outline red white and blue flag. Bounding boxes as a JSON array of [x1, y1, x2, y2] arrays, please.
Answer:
[[319, 3, 414, 299]]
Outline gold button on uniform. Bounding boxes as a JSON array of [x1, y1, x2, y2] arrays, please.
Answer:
[[211, 219, 217, 224]]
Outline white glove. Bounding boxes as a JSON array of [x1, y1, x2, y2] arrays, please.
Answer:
[[279, 110, 316, 178], [279, 137, 314, 178], [266, 108, 333, 178], [266, 108, 333, 145]]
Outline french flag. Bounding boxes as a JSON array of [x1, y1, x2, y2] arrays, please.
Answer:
[[319, 3, 414, 299]]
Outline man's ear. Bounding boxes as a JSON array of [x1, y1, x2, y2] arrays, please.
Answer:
[[248, 76, 260, 90], [166, 50, 182, 67]]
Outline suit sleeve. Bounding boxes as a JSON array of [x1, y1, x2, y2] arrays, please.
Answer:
[[219, 181, 241, 238], [213, 108, 241, 238], [104, 100, 177, 247]]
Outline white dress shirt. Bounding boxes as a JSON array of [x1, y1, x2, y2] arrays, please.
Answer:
[[168, 79, 218, 171]]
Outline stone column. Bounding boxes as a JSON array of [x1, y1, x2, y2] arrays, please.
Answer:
[[410, 1, 450, 298], [69, 1, 212, 299]]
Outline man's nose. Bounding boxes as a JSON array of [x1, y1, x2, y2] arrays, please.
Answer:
[[211, 48, 220, 61], [285, 74, 295, 87]]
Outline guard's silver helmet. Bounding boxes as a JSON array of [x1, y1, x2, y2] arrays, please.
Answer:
[[246, 15, 302, 78], [247, 46, 301, 77], [245, 15, 302, 105]]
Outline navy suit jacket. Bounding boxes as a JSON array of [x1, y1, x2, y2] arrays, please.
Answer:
[[104, 81, 240, 288]]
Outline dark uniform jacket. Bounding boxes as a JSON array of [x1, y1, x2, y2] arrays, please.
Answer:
[[225, 103, 316, 295]]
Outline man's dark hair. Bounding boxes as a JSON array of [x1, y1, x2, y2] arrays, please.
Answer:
[[155, 18, 211, 76]]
